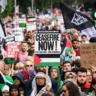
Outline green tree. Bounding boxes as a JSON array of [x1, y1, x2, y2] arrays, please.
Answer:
[[0, 0, 13, 18], [17, 0, 31, 14]]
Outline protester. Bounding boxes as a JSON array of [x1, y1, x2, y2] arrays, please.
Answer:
[[12, 72, 27, 96], [30, 72, 53, 96], [9, 84, 20, 96], [76, 67, 90, 95], [88, 79, 96, 96], [0, 3, 96, 96], [19, 41, 28, 63], [15, 62, 25, 73], [1, 85, 9, 96], [72, 39, 80, 56], [62, 61, 72, 71], [86, 69, 92, 84], [24, 60, 34, 70], [50, 66, 63, 95], [60, 81, 81, 96], [0, 60, 5, 73], [81, 34, 89, 44], [50, 66, 63, 88]]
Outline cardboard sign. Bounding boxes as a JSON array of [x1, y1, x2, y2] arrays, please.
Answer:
[[35, 31, 61, 66], [80, 43, 96, 68], [6, 44, 20, 58]]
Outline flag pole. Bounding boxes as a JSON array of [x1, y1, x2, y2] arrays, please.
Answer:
[[11, 64, 14, 76]]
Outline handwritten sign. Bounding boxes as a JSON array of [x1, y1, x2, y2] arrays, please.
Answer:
[[80, 43, 96, 68]]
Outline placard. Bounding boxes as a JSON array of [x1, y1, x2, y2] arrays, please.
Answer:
[[26, 17, 36, 31], [80, 43, 96, 68], [6, 44, 20, 58], [35, 31, 61, 66]]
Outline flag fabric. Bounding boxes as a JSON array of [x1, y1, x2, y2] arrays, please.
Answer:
[[61, 37, 72, 56], [34, 54, 60, 66], [34, 54, 42, 66], [60, 2, 96, 38], [0, 72, 13, 89], [66, 37, 72, 47], [34, 53, 60, 66]]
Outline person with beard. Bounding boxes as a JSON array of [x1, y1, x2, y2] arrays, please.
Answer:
[[28, 43, 34, 56], [30, 72, 53, 96], [19, 41, 28, 63], [60, 32, 67, 57], [76, 67, 90, 95], [72, 39, 80, 56]]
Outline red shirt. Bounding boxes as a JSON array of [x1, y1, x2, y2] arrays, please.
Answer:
[[75, 49, 80, 56]]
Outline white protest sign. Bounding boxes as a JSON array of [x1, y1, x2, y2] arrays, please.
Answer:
[[35, 31, 61, 66], [12, 27, 23, 41]]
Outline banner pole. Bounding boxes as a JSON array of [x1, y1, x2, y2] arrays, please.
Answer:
[[11, 64, 14, 76]]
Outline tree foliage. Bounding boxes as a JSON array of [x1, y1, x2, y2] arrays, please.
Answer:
[[0, 0, 13, 18], [17, 0, 31, 14]]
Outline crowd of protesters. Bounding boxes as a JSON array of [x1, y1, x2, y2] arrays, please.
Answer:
[[0, 7, 96, 96]]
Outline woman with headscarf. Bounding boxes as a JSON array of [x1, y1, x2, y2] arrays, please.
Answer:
[[30, 72, 53, 96], [50, 66, 63, 88], [50, 66, 63, 95], [12, 72, 28, 96]]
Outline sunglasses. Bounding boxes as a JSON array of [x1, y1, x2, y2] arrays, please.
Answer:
[[26, 65, 33, 67], [62, 89, 68, 93]]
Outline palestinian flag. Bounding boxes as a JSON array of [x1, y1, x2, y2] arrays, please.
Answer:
[[61, 37, 72, 60], [34, 54, 60, 66]]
